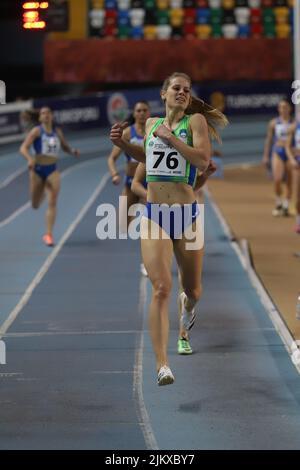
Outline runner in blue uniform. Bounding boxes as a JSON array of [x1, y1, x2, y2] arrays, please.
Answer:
[[20, 107, 79, 246], [262, 100, 294, 216], [107, 101, 150, 233]]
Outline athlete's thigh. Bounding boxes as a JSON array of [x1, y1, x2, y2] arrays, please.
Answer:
[[140, 217, 174, 284], [46, 170, 60, 199], [30, 170, 45, 201], [173, 235, 204, 291], [272, 153, 285, 180]]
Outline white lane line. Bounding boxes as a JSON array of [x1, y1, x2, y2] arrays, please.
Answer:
[[0, 202, 30, 229], [0, 170, 111, 339], [0, 166, 27, 189], [0, 143, 111, 190], [91, 371, 133, 374], [0, 158, 107, 230], [133, 276, 159, 450], [205, 187, 300, 375], [4, 330, 139, 338]]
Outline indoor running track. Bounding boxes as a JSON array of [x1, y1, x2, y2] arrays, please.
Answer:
[[0, 130, 300, 450]]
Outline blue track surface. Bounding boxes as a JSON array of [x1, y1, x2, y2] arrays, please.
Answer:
[[0, 127, 300, 450]]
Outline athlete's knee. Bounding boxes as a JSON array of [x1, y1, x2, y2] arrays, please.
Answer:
[[31, 200, 40, 209], [184, 284, 202, 302], [152, 278, 172, 302], [48, 196, 58, 208]]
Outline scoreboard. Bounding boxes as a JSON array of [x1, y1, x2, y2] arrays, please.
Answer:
[[22, 1, 69, 31]]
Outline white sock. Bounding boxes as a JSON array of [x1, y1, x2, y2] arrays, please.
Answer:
[[282, 199, 289, 209], [275, 196, 282, 206], [296, 215, 300, 225]]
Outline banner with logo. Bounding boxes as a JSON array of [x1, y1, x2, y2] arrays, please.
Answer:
[[33, 95, 107, 130], [0, 100, 33, 144]]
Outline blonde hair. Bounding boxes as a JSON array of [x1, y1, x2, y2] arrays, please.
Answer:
[[161, 72, 228, 142]]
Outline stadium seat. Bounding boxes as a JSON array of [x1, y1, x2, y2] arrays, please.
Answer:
[[131, 0, 143, 7], [276, 23, 290, 37], [261, 0, 273, 6], [248, 0, 261, 7], [274, 7, 289, 24], [264, 8, 276, 23], [170, 0, 183, 7], [172, 26, 184, 37], [222, 0, 235, 9], [264, 25, 276, 37], [129, 8, 145, 27], [118, 10, 130, 26], [183, 23, 196, 37], [144, 25, 157, 38], [157, 0, 170, 9], [274, 0, 288, 6], [183, 0, 196, 7], [105, 0, 117, 8], [184, 8, 197, 24], [223, 9, 235, 24], [170, 8, 184, 26], [92, 0, 105, 7], [196, 24, 212, 38], [144, 0, 156, 7], [90, 9, 105, 28], [117, 0, 130, 9], [238, 24, 250, 37], [212, 23, 222, 36], [157, 24, 172, 38], [250, 8, 263, 23], [235, 7, 250, 25], [196, 0, 209, 7], [208, 0, 222, 8], [103, 24, 118, 37], [222, 23, 238, 37], [196, 8, 211, 24], [210, 8, 223, 24], [251, 22, 263, 36], [131, 25, 144, 38], [145, 9, 157, 24], [118, 25, 131, 38], [156, 9, 170, 24]]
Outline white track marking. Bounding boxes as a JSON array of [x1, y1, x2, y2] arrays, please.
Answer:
[[0, 171, 111, 338]]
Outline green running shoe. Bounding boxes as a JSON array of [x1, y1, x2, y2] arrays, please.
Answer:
[[177, 338, 193, 355]]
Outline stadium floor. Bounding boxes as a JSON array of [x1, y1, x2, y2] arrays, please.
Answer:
[[0, 127, 300, 450]]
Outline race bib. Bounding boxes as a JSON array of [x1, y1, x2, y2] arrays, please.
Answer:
[[146, 136, 187, 178], [41, 134, 60, 157]]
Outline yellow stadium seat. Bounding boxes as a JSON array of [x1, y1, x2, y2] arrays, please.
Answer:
[[274, 7, 289, 24], [170, 8, 184, 18], [196, 24, 212, 38], [144, 25, 157, 39], [276, 23, 290, 38], [222, 0, 235, 9], [170, 16, 184, 27], [157, 0, 169, 10], [92, 0, 105, 8]]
